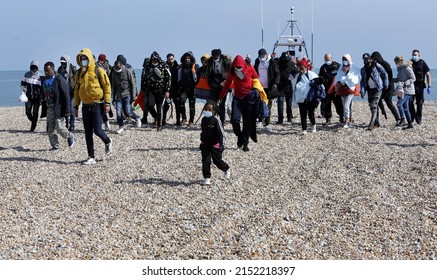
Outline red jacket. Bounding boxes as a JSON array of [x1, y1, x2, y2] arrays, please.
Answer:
[[219, 55, 258, 99]]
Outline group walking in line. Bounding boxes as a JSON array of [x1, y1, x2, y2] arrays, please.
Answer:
[[21, 47, 431, 183]]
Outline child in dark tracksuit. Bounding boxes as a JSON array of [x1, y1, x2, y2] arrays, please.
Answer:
[[200, 101, 230, 185]]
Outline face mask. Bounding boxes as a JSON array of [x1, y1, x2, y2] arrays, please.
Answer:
[[412, 55, 419, 62], [31, 68, 38, 74], [342, 61, 349, 66], [260, 56, 267, 62], [213, 58, 220, 62], [235, 67, 245, 80], [203, 111, 213, 118], [115, 68, 122, 73], [152, 62, 158, 66], [81, 59, 89, 67], [325, 60, 332, 66]]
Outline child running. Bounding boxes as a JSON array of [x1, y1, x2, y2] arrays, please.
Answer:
[[199, 101, 230, 185]]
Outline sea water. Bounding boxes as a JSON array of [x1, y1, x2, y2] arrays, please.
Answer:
[[1, 69, 437, 107]]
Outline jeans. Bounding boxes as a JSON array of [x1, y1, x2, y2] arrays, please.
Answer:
[[115, 95, 139, 127], [367, 89, 382, 125], [82, 103, 111, 158], [231, 89, 260, 146], [397, 94, 412, 124], [341, 94, 354, 119]]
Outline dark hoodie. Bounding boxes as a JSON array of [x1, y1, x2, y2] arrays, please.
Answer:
[[178, 51, 199, 89], [371, 52, 393, 82], [219, 55, 258, 99]]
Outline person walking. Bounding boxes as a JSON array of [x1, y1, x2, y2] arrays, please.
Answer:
[[199, 101, 230, 185], [142, 51, 171, 131], [335, 54, 361, 128], [254, 48, 280, 131], [57, 55, 77, 131], [393, 56, 416, 130], [370, 51, 401, 126], [409, 49, 432, 125], [42, 61, 74, 150], [74, 48, 113, 165], [360, 53, 389, 130], [218, 55, 259, 152], [178, 51, 199, 126], [21, 60, 42, 132], [110, 59, 141, 134], [318, 53, 343, 124]]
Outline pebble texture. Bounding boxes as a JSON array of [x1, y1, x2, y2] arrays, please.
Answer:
[[0, 102, 436, 260]]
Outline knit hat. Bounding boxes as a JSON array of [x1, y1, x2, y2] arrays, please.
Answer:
[[362, 53, 371, 60], [258, 48, 267, 57], [300, 58, 309, 68], [211, 49, 222, 58], [98, 54, 106, 62]]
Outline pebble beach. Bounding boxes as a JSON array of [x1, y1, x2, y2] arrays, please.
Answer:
[[0, 101, 436, 260]]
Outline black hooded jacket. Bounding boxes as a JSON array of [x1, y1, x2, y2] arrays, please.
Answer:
[[178, 51, 199, 89], [371, 52, 393, 82], [142, 51, 171, 91]]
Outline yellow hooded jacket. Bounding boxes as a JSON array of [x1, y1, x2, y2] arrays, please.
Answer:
[[252, 78, 268, 105], [74, 48, 111, 107]]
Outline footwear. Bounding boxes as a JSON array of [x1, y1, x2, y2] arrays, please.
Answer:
[[325, 118, 331, 125], [49, 146, 59, 151], [396, 118, 404, 127], [302, 130, 307, 135], [187, 122, 193, 127], [116, 126, 125, 134], [242, 144, 249, 152], [224, 170, 231, 180], [104, 121, 111, 131], [181, 119, 187, 124], [287, 117, 292, 122], [402, 124, 414, 130], [237, 137, 243, 148], [202, 178, 211, 185], [67, 135, 75, 148], [264, 126, 272, 133], [105, 139, 113, 154], [257, 121, 262, 128], [157, 127, 162, 131], [311, 125, 316, 133], [276, 120, 283, 125], [68, 126, 75, 132], [343, 118, 350, 129], [83, 157, 96, 165], [136, 118, 142, 128]]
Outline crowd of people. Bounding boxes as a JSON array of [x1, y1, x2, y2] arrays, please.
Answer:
[[20, 48, 432, 182]]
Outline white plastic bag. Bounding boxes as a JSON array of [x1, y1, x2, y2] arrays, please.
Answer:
[[19, 90, 28, 103]]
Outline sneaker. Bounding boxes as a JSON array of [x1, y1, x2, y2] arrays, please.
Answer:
[[104, 121, 111, 131], [257, 121, 262, 128], [105, 138, 113, 154], [83, 157, 96, 165], [302, 130, 307, 135], [224, 170, 231, 180], [264, 126, 272, 133], [136, 118, 142, 128], [67, 135, 75, 148], [242, 144, 249, 152], [117, 126, 125, 134], [311, 125, 316, 133], [202, 178, 211, 185], [49, 146, 59, 151]]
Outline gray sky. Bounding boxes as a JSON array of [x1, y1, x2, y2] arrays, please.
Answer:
[[2, 0, 436, 70]]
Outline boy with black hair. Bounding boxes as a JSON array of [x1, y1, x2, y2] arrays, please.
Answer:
[[199, 101, 230, 185]]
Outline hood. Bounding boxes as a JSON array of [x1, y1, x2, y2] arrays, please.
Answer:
[[150, 51, 162, 62], [30, 60, 39, 70], [280, 52, 290, 62], [180, 51, 196, 64], [342, 54, 352, 65], [230, 55, 246, 69], [60, 55, 72, 71], [370, 51, 383, 64], [142, 57, 150, 67], [76, 48, 96, 69]]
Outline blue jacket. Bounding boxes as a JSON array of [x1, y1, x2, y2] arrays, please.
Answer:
[[360, 62, 388, 92]]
